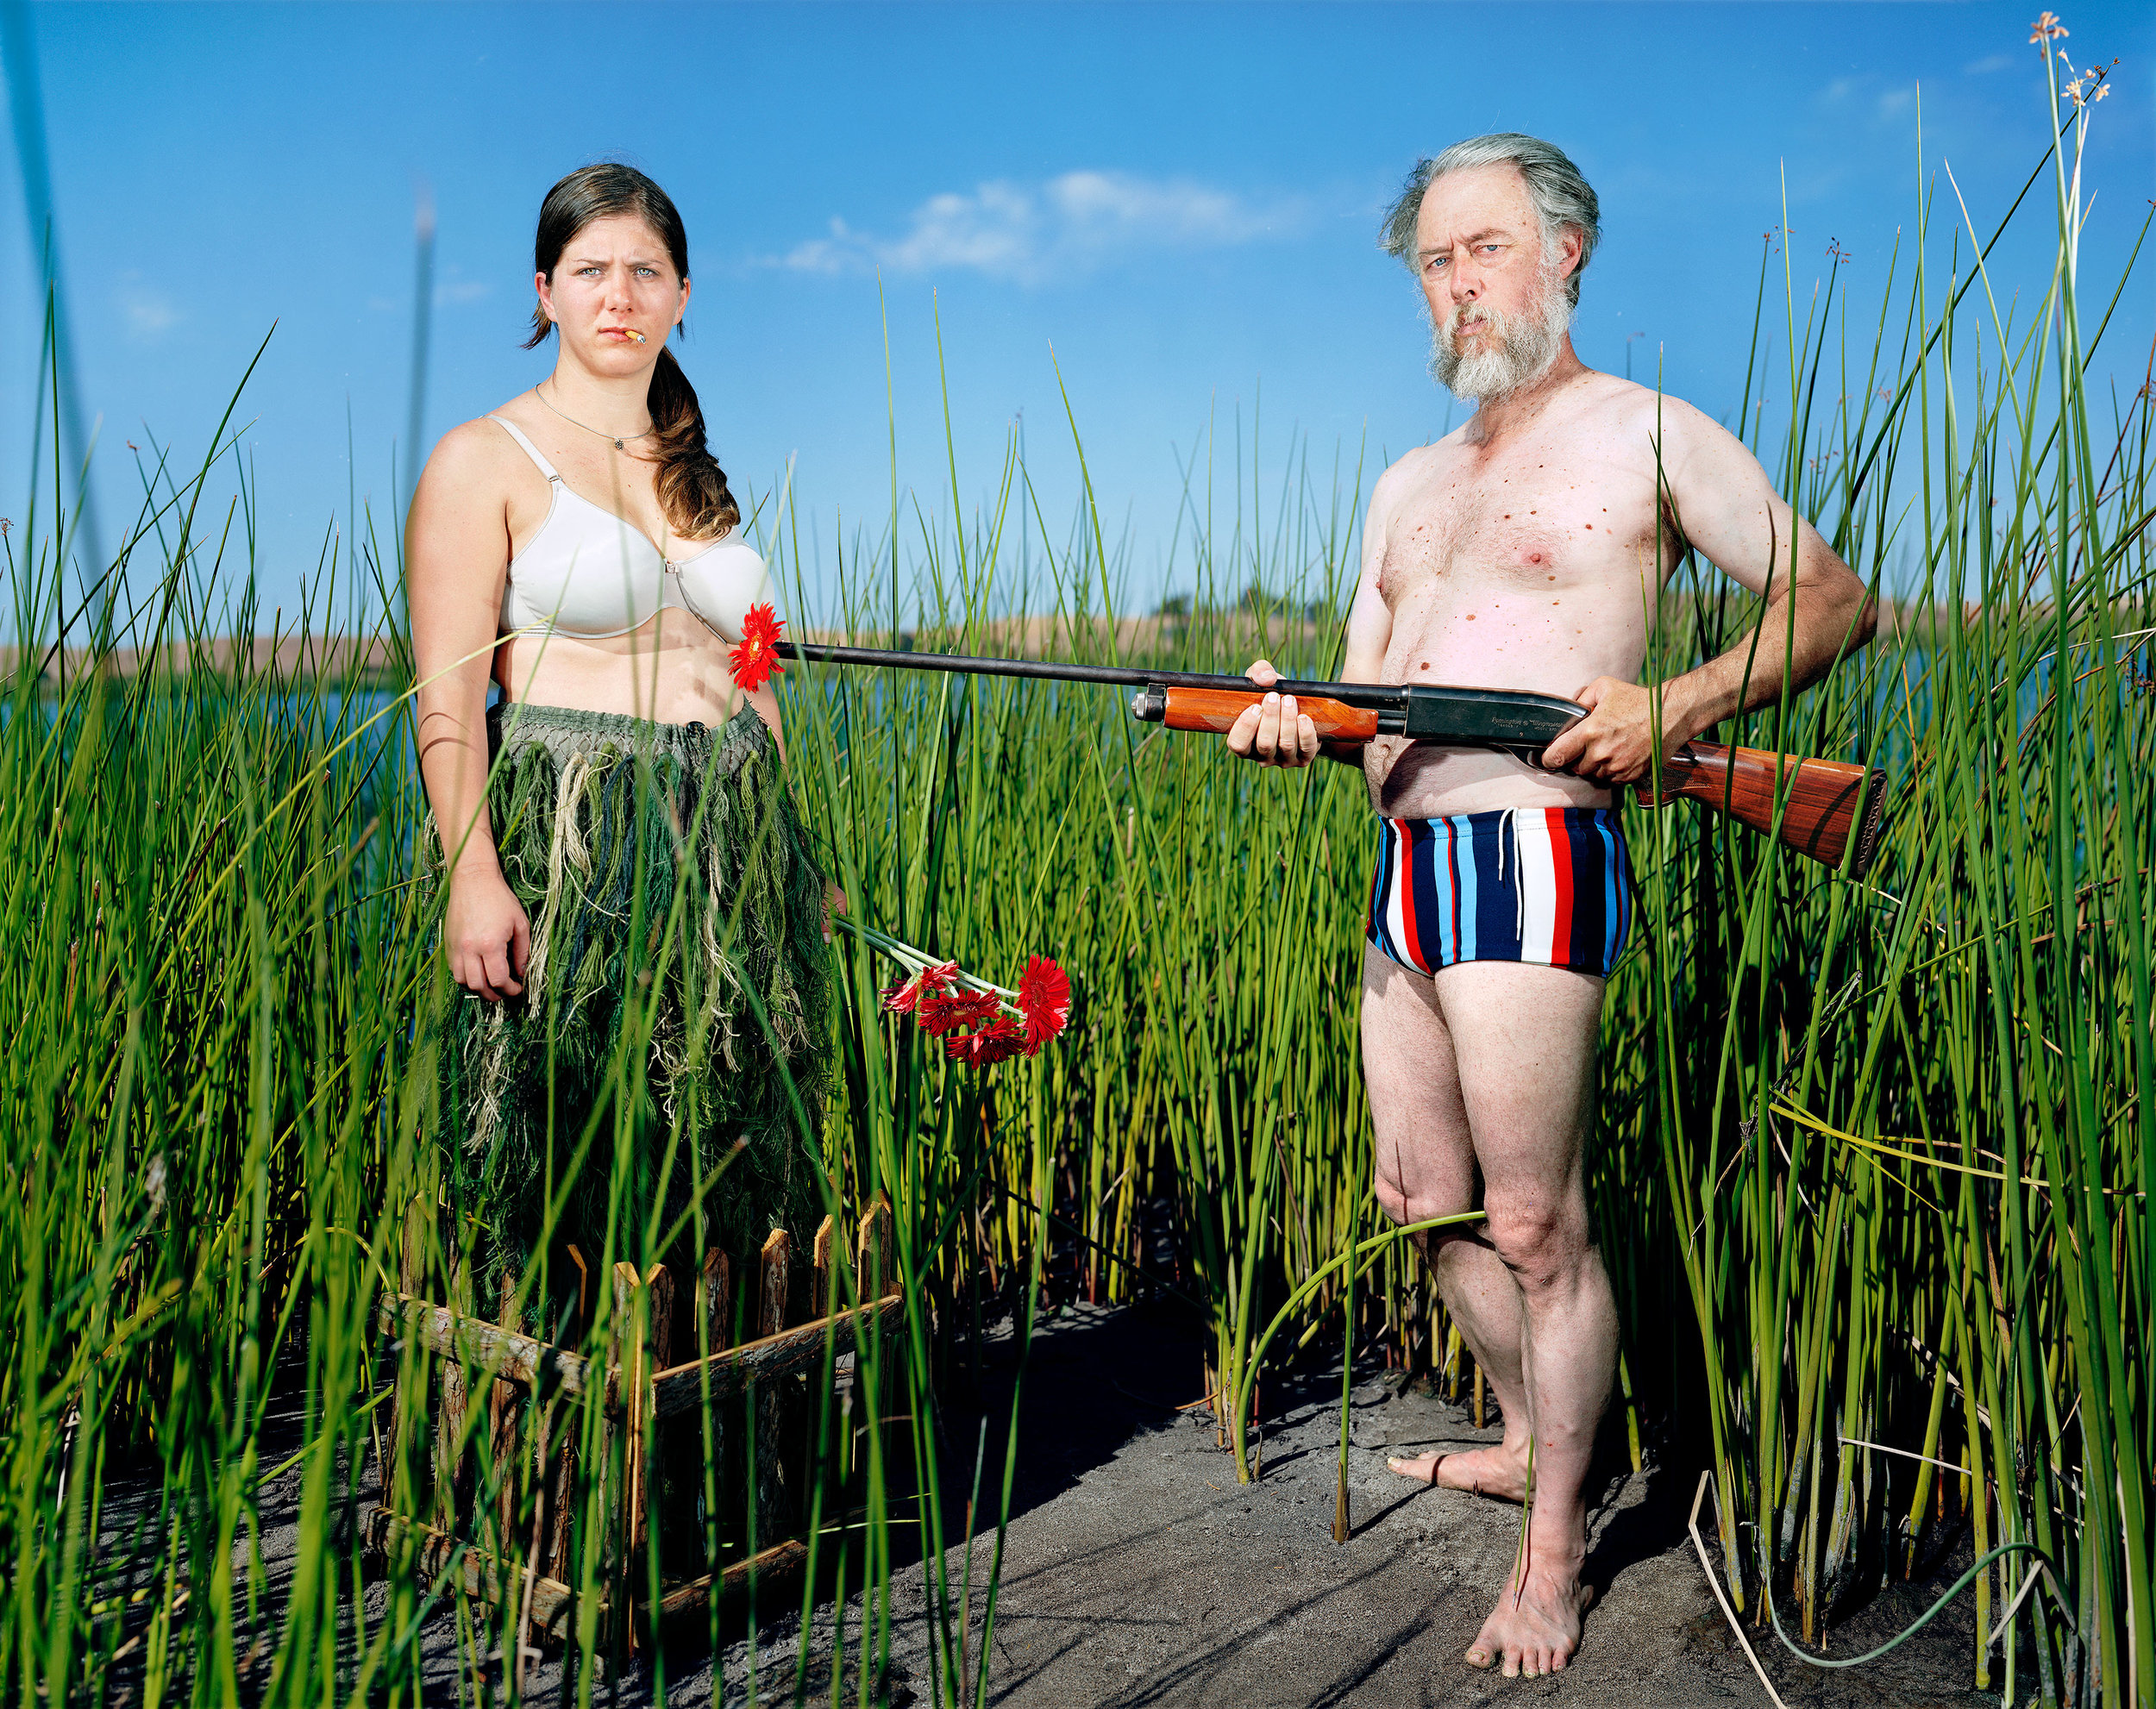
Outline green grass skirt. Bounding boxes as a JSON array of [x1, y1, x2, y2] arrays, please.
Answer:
[[429, 701, 836, 1302]]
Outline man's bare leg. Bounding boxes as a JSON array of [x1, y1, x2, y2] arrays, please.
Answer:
[[1438, 958, 1616, 1678], [1362, 948, 1535, 1500]]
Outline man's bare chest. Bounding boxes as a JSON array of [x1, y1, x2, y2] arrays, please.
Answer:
[[1377, 449, 1670, 611]]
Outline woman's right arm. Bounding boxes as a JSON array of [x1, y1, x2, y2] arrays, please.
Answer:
[[407, 423, 530, 1000]]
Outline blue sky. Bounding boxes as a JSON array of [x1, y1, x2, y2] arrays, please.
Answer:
[[4, 1, 2151, 626]]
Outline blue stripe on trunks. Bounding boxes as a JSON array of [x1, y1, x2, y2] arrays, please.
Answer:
[[1595, 812, 1623, 973], [1452, 814, 1479, 961], [1368, 819, 1395, 967]]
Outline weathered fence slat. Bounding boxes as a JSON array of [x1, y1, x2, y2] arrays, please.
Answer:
[[376, 1293, 598, 1396], [699, 1246, 731, 1355], [655, 1538, 809, 1620], [490, 1269, 522, 1553], [625, 1262, 673, 1561], [362, 1507, 579, 1644], [812, 1215, 836, 1318], [648, 1294, 903, 1418], [383, 1285, 906, 1416], [360, 1508, 806, 1649], [435, 1251, 473, 1529], [754, 1230, 793, 1543]]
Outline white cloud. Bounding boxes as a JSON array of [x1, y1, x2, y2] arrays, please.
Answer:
[[1818, 74, 1920, 127], [117, 275, 181, 342], [365, 272, 492, 314], [1965, 53, 2015, 75], [777, 170, 1307, 285]]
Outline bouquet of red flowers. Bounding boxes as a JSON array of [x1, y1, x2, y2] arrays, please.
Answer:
[[837, 922, 1072, 1071]]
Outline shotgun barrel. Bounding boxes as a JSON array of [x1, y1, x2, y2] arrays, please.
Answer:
[[778, 639, 1395, 701]]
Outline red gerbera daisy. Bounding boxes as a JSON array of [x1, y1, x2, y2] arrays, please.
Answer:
[[728, 601, 787, 692], [945, 1012, 1026, 1069], [918, 986, 1003, 1038], [1017, 955, 1073, 1055], [881, 961, 958, 1015]]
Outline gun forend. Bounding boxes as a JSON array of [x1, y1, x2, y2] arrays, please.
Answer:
[[1130, 685, 1382, 743], [1129, 681, 1582, 757]]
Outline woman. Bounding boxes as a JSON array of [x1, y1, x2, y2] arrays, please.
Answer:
[[407, 163, 833, 1306]]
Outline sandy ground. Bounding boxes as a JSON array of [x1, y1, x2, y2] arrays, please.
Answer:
[[682, 1300, 2000, 1708], [172, 1298, 2001, 1706]]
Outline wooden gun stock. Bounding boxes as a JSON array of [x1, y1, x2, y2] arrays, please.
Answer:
[[1643, 743, 1886, 878], [1144, 685, 1887, 879]]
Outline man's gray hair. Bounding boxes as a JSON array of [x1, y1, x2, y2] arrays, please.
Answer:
[[1380, 135, 1601, 307]]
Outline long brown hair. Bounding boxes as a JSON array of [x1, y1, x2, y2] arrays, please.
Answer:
[[524, 163, 739, 540]]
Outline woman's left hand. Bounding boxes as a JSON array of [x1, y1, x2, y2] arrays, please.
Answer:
[[824, 880, 848, 942]]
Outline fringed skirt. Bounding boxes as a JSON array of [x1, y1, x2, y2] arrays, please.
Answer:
[[432, 701, 837, 1300]]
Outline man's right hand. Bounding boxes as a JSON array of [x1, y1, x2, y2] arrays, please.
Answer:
[[1224, 658, 1321, 769], [446, 864, 531, 1000]]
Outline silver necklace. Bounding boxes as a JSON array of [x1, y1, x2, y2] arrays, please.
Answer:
[[536, 382, 654, 452]]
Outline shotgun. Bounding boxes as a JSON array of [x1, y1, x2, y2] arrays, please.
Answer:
[[774, 641, 1887, 879]]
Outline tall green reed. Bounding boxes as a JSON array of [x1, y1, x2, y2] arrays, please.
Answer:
[[1630, 47, 2150, 1703]]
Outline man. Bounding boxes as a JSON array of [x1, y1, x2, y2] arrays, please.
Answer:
[[1225, 134, 1874, 1680]]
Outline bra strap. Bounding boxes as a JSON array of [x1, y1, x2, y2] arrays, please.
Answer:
[[487, 415, 562, 483]]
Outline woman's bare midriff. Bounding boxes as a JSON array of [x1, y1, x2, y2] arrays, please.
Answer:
[[494, 609, 749, 728]]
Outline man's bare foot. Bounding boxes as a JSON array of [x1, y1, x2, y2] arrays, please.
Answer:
[[1385, 1443, 1529, 1502], [1463, 1561, 1595, 1678]]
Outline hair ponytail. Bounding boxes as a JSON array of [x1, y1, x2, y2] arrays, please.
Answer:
[[647, 341, 739, 540], [526, 162, 741, 541]]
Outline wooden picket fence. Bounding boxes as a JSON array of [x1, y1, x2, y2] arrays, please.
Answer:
[[363, 1194, 905, 1656]]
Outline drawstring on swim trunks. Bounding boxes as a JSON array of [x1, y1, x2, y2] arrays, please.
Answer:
[[1498, 807, 1527, 947]]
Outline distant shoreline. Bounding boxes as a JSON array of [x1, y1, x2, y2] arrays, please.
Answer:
[[0, 599, 2067, 691]]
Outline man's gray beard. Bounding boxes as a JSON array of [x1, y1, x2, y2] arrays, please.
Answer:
[[1428, 273, 1572, 402]]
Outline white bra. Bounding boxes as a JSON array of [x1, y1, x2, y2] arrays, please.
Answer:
[[490, 416, 774, 643]]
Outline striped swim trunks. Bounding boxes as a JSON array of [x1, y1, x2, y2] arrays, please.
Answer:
[[1366, 806, 1635, 980]]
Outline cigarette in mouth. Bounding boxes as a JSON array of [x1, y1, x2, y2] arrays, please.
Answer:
[[624, 329, 647, 344]]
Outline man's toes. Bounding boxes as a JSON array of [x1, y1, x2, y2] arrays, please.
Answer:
[[1464, 1643, 1493, 1670]]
